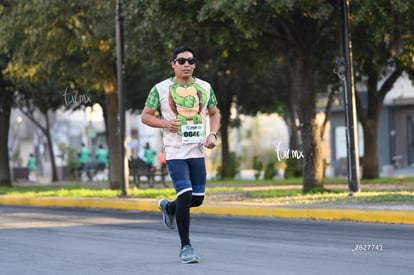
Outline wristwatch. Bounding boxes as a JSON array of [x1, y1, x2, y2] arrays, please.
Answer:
[[209, 132, 218, 139]]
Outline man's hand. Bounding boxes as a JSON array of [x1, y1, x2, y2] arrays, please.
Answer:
[[166, 118, 180, 133], [204, 134, 217, 149]]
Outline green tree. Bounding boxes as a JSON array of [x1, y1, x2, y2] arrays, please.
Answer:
[[0, 55, 13, 186], [266, 1, 338, 192], [13, 82, 63, 182], [351, 0, 414, 178], [125, 0, 284, 179], [200, 0, 339, 191], [252, 156, 263, 180], [0, 1, 127, 188]]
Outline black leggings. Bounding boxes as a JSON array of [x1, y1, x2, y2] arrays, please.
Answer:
[[167, 191, 204, 248]]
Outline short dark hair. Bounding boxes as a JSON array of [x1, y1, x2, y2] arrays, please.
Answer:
[[172, 46, 195, 61]]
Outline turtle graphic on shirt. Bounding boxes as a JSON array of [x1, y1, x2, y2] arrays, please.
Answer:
[[168, 84, 207, 127]]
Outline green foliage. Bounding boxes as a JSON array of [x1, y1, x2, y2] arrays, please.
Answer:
[[0, 185, 240, 199], [1, 0, 414, 187], [58, 143, 79, 170], [10, 148, 23, 167], [349, 0, 414, 178], [245, 189, 414, 204], [2, 183, 413, 205], [229, 151, 240, 179], [216, 152, 239, 180], [252, 156, 263, 180], [264, 161, 276, 180], [284, 159, 297, 178]]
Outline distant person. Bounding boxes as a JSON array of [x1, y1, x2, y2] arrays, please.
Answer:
[[158, 151, 168, 184], [95, 144, 108, 170], [78, 143, 90, 174], [143, 142, 156, 167], [27, 153, 36, 182], [138, 148, 146, 162], [158, 151, 167, 170]]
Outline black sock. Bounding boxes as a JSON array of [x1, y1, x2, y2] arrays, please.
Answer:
[[191, 195, 204, 207], [175, 191, 192, 248]]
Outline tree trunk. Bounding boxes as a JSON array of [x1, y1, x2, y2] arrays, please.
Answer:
[[44, 112, 59, 182], [287, 91, 303, 177], [357, 63, 402, 179], [301, 119, 324, 192], [0, 104, 12, 186], [219, 84, 233, 179], [290, 55, 324, 192], [103, 81, 128, 190], [361, 119, 379, 178]]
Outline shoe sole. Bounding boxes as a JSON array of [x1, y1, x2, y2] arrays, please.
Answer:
[[158, 200, 175, 230], [181, 257, 199, 264]]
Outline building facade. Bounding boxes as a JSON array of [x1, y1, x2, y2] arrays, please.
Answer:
[[328, 74, 414, 177]]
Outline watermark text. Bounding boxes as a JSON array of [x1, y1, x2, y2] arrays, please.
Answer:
[[275, 142, 304, 162], [63, 87, 92, 106]]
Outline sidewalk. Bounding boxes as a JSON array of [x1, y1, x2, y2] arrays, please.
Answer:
[[1, 194, 413, 225]]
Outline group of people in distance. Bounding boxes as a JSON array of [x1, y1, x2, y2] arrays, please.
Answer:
[[26, 143, 108, 182], [78, 143, 109, 179]]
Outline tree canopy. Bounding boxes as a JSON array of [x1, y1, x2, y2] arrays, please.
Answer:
[[1, 0, 413, 189]]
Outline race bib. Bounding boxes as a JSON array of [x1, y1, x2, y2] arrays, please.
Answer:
[[181, 124, 205, 143]]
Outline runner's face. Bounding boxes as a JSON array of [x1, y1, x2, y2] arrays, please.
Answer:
[[171, 51, 196, 82]]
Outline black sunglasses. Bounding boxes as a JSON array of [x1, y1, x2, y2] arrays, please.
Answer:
[[174, 57, 196, 65]]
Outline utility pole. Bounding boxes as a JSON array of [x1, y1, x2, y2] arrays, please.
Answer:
[[339, 0, 360, 194], [115, 0, 128, 196]]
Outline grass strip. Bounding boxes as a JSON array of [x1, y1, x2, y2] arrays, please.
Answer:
[[1, 177, 414, 205]]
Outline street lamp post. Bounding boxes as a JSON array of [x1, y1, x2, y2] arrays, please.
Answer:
[[339, 0, 360, 194], [116, 0, 128, 196]]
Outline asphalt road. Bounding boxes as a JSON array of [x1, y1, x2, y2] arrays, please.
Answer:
[[0, 206, 413, 275]]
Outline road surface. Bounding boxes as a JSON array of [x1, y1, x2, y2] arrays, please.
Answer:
[[0, 206, 413, 275]]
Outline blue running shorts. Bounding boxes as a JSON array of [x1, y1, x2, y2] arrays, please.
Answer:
[[166, 158, 206, 197]]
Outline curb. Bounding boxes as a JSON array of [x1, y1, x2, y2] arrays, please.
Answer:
[[193, 204, 414, 224], [0, 196, 159, 212], [1, 196, 414, 225]]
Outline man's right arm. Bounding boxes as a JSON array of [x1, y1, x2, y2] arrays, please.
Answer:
[[141, 106, 167, 128], [141, 106, 180, 133]]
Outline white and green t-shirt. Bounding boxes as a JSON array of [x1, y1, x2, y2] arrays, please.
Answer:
[[144, 77, 218, 160]]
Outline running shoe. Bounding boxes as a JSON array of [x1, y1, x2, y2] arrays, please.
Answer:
[[179, 245, 199, 264], [158, 199, 176, 230]]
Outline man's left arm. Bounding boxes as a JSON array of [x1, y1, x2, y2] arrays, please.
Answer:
[[204, 106, 221, 149]]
